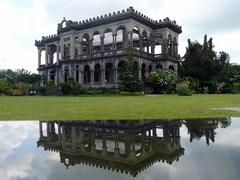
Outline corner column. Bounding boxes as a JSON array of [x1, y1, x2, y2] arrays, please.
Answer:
[[38, 48, 41, 68], [45, 46, 48, 66]]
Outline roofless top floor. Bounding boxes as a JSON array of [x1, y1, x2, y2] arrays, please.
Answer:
[[35, 6, 182, 48]]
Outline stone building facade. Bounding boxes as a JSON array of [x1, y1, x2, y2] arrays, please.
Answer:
[[35, 7, 182, 88]]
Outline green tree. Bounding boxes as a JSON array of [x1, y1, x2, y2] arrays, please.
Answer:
[[118, 44, 142, 93], [181, 35, 221, 90]]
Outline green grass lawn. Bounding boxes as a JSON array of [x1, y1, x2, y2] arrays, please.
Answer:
[[0, 94, 240, 120]]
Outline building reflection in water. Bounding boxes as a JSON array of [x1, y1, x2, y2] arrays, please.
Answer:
[[37, 118, 230, 177]]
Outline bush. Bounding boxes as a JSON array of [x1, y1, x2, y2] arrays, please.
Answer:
[[232, 82, 240, 93], [59, 82, 72, 95], [47, 80, 55, 87], [223, 82, 240, 94], [147, 70, 177, 93], [176, 82, 192, 96], [2, 87, 13, 95], [38, 86, 47, 95], [202, 87, 209, 94]]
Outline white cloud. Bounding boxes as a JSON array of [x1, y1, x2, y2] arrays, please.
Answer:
[[0, 121, 38, 163]]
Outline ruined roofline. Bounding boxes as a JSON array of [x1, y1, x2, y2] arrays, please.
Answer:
[[57, 6, 182, 34], [35, 6, 182, 47]]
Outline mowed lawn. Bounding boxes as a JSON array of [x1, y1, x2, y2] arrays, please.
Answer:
[[0, 94, 240, 120]]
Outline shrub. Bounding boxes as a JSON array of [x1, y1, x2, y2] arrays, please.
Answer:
[[224, 82, 240, 94], [176, 82, 192, 96], [147, 70, 177, 93], [232, 82, 240, 93], [202, 87, 209, 94], [47, 80, 55, 87], [38, 86, 47, 95], [2, 87, 13, 95], [59, 82, 72, 95]]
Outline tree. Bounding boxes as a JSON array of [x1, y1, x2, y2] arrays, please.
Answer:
[[147, 69, 177, 93], [181, 35, 221, 89], [118, 44, 142, 93]]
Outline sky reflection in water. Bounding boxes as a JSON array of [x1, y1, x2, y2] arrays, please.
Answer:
[[0, 118, 239, 180]]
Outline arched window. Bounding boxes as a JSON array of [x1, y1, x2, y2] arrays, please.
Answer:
[[62, 21, 66, 28], [169, 65, 175, 71], [116, 26, 127, 50], [156, 64, 162, 69], [117, 61, 126, 80], [105, 63, 114, 82], [93, 31, 101, 53], [132, 26, 140, 50], [148, 65, 152, 73], [154, 34, 163, 55], [40, 50, 45, 65], [94, 64, 101, 82], [104, 29, 113, 51], [84, 65, 91, 83]]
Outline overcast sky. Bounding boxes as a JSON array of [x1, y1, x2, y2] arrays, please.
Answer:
[[0, 0, 240, 72]]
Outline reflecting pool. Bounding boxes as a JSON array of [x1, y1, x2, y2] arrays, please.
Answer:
[[0, 118, 240, 180]]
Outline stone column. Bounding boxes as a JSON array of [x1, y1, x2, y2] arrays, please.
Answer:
[[60, 42, 64, 59], [38, 48, 41, 68], [101, 69, 105, 84], [45, 46, 48, 66], [123, 29, 128, 49], [114, 68, 118, 83], [79, 40, 83, 56], [100, 36, 104, 53], [80, 70, 84, 84], [139, 36, 143, 51], [151, 43, 155, 55], [70, 35, 75, 59], [90, 70, 94, 87], [78, 70, 82, 84], [89, 38, 93, 54], [56, 44, 60, 65], [112, 33, 117, 51], [139, 68, 142, 80], [163, 39, 168, 54]]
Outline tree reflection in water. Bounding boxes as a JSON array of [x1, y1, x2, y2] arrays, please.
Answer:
[[37, 118, 231, 177]]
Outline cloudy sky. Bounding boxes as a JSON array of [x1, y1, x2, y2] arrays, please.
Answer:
[[0, 0, 240, 72]]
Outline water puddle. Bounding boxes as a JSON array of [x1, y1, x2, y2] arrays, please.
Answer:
[[0, 118, 239, 180]]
